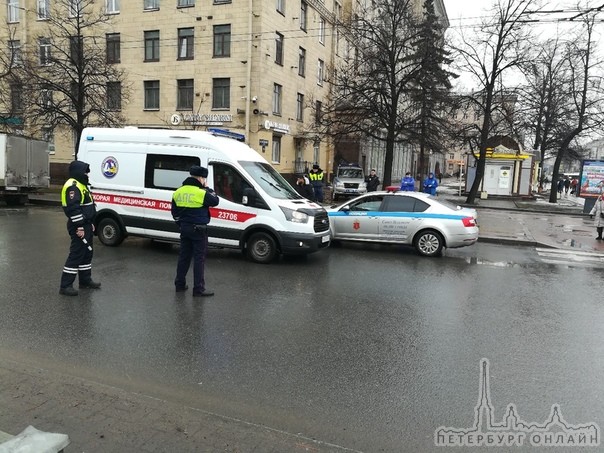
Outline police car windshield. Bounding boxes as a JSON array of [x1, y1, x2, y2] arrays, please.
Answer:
[[239, 161, 301, 200]]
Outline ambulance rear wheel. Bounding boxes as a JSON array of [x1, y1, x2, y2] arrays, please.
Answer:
[[98, 217, 124, 246], [246, 232, 277, 264]]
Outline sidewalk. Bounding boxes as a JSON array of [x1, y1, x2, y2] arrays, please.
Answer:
[[437, 181, 604, 254], [25, 186, 604, 254]]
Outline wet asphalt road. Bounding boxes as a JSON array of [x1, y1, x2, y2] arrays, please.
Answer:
[[1, 206, 603, 452]]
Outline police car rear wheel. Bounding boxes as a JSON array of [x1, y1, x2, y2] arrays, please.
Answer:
[[414, 230, 443, 257], [98, 217, 124, 247], [247, 232, 277, 264]]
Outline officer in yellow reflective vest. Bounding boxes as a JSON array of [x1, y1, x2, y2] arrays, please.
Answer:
[[308, 164, 325, 202], [171, 165, 220, 297], [59, 161, 100, 296]]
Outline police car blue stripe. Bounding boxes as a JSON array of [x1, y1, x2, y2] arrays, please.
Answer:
[[327, 211, 468, 220]]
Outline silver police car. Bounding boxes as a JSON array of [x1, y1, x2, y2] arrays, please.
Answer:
[[326, 190, 478, 256]]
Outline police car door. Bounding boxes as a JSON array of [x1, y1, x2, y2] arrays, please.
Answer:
[[379, 194, 425, 242], [331, 194, 383, 240]]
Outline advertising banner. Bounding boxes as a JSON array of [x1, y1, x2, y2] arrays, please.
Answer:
[[579, 160, 604, 198]]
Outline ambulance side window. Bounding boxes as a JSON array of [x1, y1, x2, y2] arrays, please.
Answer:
[[212, 163, 250, 205], [145, 154, 200, 190]]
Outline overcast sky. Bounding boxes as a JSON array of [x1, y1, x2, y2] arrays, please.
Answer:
[[442, 0, 603, 89]]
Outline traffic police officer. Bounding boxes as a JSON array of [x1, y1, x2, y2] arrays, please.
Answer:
[[171, 165, 220, 297], [59, 160, 100, 296], [308, 164, 325, 203]]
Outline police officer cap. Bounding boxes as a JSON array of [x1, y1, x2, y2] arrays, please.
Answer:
[[312, 164, 319, 169], [190, 165, 208, 178]]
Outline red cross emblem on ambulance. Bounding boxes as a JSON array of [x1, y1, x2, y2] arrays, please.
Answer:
[[353, 220, 360, 230]]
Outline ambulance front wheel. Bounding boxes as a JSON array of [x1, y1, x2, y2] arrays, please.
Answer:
[[97, 217, 125, 246], [246, 232, 277, 264]]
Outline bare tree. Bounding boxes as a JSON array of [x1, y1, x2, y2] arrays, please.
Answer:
[[517, 37, 571, 191], [451, 0, 534, 204], [0, 24, 28, 133], [318, 0, 421, 187], [21, 0, 129, 156], [548, 11, 604, 203]]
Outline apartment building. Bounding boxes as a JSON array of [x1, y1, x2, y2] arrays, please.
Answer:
[[0, 0, 347, 180]]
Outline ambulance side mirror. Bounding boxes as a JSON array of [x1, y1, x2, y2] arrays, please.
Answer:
[[242, 187, 256, 205]]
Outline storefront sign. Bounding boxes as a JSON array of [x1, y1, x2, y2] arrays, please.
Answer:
[[264, 120, 290, 134], [171, 113, 233, 126]]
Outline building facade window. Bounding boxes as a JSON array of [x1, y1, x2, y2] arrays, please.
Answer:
[[272, 136, 281, 164], [41, 86, 53, 108], [272, 83, 282, 115], [318, 17, 325, 44], [296, 93, 304, 122], [276, 0, 284, 15], [313, 140, 320, 164], [177, 79, 194, 110], [70, 36, 83, 65], [275, 32, 283, 66], [37, 0, 50, 19], [10, 84, 23, 112], [213, 25, 231, 57], [39, 38, 51, 65], [298, 47, 306, 77], [107, 81, 121, 110], [144, 80, 160, 109], [177, 0, 194, 7], [300, 1, 307, 31], [212, 78, 230, 109], [144, 0, 159, 10], [70, 81, 78, 110], [315, 100, 322, 125], [69, 0, 82, 17], [144, 30, 160, 61], [317, 59, 324, 86], [8, 0, 19, 22], [177, 28, 194, 60], [8, 40, 21, 66], [106, 33, 120, 64], [106, 0, 120, 14]]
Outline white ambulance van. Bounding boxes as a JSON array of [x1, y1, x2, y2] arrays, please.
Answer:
[[79, 127, 330, 263]]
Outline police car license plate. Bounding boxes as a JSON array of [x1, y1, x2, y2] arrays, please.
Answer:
[[322, 235, 329, 243]]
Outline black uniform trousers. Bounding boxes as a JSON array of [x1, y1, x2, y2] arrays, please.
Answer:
[[175, 223, 208, 293], [60, 223, 94, 289]]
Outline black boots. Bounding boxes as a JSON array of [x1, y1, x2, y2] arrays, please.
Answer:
[[59, 287, 78, 296], [597, 227, 603, 240], [79, 281, 102, 289]]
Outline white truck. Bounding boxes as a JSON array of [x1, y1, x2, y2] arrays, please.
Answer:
[[78, 127, 331, 263], [0, 134, 50, 205]]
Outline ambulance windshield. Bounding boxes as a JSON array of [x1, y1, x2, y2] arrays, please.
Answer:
[[239, 161, 301, 200]]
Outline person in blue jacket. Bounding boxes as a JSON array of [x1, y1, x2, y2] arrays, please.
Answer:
[[423, 172, 439, 195], [400, 172, 415, 191]]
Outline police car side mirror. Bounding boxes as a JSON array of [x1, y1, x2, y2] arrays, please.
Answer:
[[340, 205, 350, 213], [242, 187, 256, 205]]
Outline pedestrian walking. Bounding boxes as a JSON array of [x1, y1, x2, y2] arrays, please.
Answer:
[[563, 176, 571, 197], [294, 174, 316, 200], [172, 165, 220, 297], [365, 169, 380, 192], [399, 172, 415, 191], [59, 160, 100, 296], [423, 172, 439, 195], [589, 194, 604, 240], [308, 164, 325, 202], [570, 177, 578, 195], [438, 172, 443, 184], [557, 178, 564, 196]]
